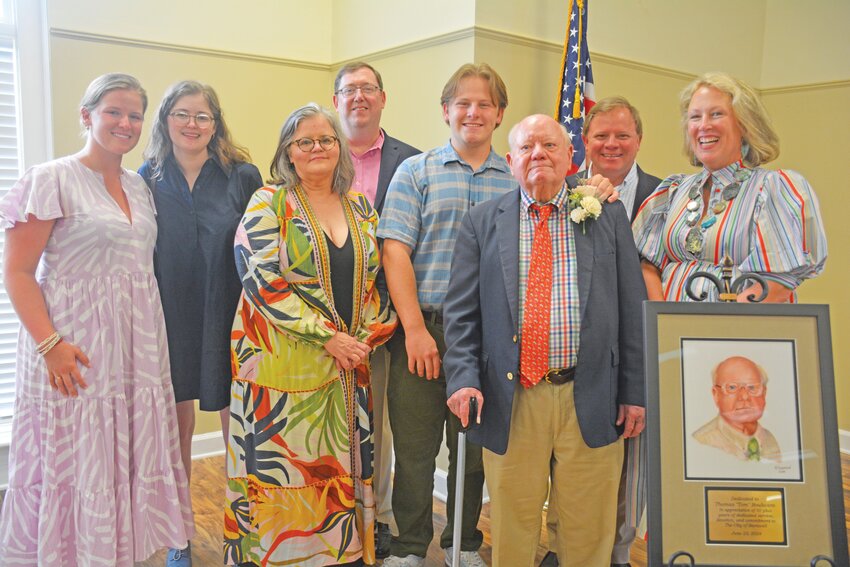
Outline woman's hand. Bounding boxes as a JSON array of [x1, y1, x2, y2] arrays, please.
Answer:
[[324, 332, 371, 371], [43, 340, 91, 397], [737, 279, 793, 303]]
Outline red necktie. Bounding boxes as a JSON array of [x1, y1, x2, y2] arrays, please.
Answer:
[[520, 204, 554, 388]]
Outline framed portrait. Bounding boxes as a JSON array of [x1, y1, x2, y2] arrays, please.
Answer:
[[644, 302, 848, 567]]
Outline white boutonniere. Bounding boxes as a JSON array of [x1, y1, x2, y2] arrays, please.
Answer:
[[567, 183, 603, 232]]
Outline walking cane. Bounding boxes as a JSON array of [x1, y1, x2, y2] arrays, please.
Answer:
[[451, 396, 478, 567]]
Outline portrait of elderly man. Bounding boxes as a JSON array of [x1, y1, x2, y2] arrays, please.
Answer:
[[693, 355, 781, 463]]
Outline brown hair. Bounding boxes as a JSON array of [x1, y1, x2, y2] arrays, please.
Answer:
[[144, 80, 251, 179], [583, 95, 643, 138], [334, 61, 384, 92], [440, 63, 508, 111]]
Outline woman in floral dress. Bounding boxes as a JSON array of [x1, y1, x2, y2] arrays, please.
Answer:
[[224, 103, 397, 567]]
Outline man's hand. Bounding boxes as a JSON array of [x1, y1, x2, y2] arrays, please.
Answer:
[[447, 387, 484, 428], [617, 404, 645, 438], [587, 173, 620, 203], [405, 326, 441, 380]]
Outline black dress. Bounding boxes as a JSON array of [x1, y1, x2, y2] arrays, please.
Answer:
[[139, 156, 263, 410]]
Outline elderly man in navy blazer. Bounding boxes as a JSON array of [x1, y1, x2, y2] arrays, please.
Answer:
[[444, 114, 646, 567]]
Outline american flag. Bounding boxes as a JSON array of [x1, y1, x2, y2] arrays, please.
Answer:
[[556, 0, 596, 174]]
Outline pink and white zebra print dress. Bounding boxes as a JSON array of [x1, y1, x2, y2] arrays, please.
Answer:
[[0, 156, 194, 566]]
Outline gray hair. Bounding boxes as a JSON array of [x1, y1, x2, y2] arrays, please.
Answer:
[[269, 103, 354, 194], [79, 73, 147, 130]]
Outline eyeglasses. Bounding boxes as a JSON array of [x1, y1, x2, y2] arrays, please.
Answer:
[[335, 84, 381, 98], [714, 383, 765, 396], [169, 111, 215, 128], [291, 135, 339, 152]]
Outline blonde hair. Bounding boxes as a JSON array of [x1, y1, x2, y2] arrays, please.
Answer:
[[679, 72, 779, 167], [79, 73, 147, 130]]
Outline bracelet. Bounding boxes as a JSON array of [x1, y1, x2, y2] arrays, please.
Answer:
[[36, 332, 62, 356]]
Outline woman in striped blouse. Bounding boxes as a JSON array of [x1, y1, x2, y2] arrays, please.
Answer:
[[633, 72, 826, 303]]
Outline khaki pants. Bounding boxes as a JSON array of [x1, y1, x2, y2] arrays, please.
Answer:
[[484, 381, 622, 567]]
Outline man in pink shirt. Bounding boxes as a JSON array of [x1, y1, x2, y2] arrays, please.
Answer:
[[333, 61, 420, 559]]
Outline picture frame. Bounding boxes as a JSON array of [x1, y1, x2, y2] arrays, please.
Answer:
[[644, 302, 848, 567]]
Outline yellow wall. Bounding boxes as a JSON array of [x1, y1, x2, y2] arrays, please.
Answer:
[[762, 83, 850, 430], [48, 0, 334, 61], [44, 1, 850, 437], [760, 0, 850, 87], [49, 34, 329, 174]]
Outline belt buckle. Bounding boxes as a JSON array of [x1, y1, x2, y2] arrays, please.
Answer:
[[544, 367, 573, 385]]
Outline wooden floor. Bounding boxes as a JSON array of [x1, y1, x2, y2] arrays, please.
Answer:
[[0, 453, 842, 565], [134, 453, 850, 566]]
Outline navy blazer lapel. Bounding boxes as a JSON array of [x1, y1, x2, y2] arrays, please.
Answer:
[[375, 132, 400, 213], [632, 166, 657, 222], [497, 192, 521, 330], [573, 215, 594, 325]]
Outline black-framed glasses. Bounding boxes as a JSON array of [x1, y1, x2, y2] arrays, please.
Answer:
[[291, 135, 338, 152], [169, 111, 215, 129], [335, 84, 381, 98], [714, 382, 765, 396]]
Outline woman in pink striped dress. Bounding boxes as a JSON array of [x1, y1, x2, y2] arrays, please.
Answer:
[[633, 72, 827, 303], [0, 73, 194, 566]]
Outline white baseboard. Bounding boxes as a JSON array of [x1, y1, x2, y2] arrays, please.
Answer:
[[191, 430, 226, 460], [840, 428, 850, 454], [433, 468, 490, 505]]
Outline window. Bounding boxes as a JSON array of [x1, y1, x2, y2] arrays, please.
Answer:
[[0, 8, 21, 426], [0, 0, 51, 486]]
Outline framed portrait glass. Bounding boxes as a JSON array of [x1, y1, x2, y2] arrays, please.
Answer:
[[644, 302, 848, 567]]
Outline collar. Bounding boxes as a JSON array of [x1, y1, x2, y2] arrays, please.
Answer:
[[520, 183, 569, 212], [350, 129, 385, 159], [166, 152, 229, 176], [438, 141, 510, 173], [587, 161, 638, 190], [715, 414, 768, 450], [702, 159, 749, 187]]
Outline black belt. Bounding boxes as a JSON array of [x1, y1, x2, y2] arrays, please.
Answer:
[[544, 367, 576, 385], [421, 309, 443, 326]]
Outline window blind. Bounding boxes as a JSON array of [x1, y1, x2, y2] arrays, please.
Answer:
[[0, 37, 21, 423]]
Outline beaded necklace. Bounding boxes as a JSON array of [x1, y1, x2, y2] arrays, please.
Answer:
[[684, 167, 753, 255]]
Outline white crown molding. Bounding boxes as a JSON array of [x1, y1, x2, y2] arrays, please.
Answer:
[[49, 28, 330, 71], [332, 27, 476, 67], [51, 26, 847, 94], [759, 79, 850, 95]]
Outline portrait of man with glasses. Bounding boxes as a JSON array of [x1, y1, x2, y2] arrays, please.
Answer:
[[681, 341, 804, 481], [692, 355, 782, 463]]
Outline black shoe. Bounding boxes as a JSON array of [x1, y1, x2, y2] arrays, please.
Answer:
[[539, 551, 559, 567], [611, 563, 632, 567], [375, 522, 392, 559]]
